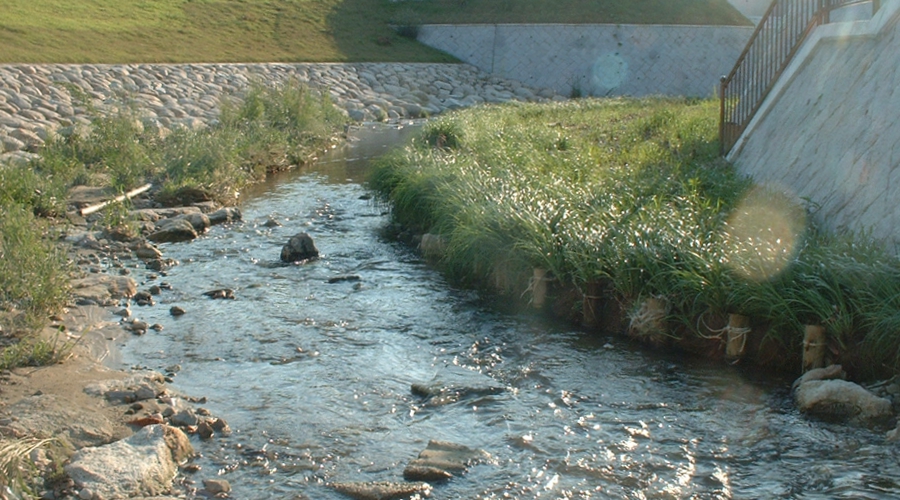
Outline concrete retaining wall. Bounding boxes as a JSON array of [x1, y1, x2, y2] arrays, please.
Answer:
[[729, 0, 900, 250], [417, 24, 754, 98]]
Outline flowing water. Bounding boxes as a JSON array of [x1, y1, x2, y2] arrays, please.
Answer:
[[121, 124, 900, 499]]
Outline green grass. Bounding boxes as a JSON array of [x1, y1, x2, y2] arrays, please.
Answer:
[[0, 0, 749, 64], [0, 331, 74, 371], [0, 205, 71, 330], [369, 98, 900, 377], [387, 0, 750, 27]]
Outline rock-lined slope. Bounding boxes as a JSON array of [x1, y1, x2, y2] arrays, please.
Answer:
[[0, 62, 561, 164]]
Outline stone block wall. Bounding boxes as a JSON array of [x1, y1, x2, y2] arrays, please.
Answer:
[[730, 0, 900, 250], [417, 24, 754, 98]]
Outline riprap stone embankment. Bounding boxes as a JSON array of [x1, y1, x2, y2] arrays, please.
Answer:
[[0, 62, 562, 164]]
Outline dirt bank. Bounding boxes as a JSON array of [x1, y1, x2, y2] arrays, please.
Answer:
[[0, 188, 233, 499]]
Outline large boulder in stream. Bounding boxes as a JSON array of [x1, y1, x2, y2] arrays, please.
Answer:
[[793, 365, 893, 422], [281, 232, 319, 263], [64, 424, 193, 499], [147, 218, 198, 243], [209, 206, 242, 225], [70, 274, 137, 306]]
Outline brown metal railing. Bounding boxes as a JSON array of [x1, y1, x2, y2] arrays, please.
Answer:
[[719, 0, 879, 155]]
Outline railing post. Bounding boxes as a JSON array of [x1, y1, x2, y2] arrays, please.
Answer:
[[719, 76, 727, 156]]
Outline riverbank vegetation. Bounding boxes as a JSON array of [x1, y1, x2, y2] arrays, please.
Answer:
[[0, 437, 61, 498], [0, 0, 748, 64], [369, 98, 900, 379], [0, 82, 345, 363]]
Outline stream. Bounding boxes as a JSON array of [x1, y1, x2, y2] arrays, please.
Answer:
[[120, 124, 900, 499]]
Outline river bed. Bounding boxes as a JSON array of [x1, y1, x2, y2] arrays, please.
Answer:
[[119, 124, 900, 499]]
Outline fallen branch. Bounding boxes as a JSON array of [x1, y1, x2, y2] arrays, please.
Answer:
[[79, 183, 152, 216]]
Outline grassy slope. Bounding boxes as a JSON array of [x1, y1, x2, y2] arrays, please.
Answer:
[[0, 0, 749, 64], [388, 0, 750, 26]]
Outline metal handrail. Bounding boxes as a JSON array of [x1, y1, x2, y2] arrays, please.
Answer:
[[719, 0, 879, 155]]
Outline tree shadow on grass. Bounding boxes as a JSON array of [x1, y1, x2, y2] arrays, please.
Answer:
[[325, 0, 459, 62]]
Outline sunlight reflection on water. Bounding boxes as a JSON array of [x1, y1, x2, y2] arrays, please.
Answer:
[[118, 125, 898, 499]]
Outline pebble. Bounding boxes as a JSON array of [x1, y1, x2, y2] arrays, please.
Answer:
[[203, 479, 231, 495], [196, 420, 214, 439], [170, 408, 199, 427], [0, 63, 561, 162], [183, 463, 201, 474]]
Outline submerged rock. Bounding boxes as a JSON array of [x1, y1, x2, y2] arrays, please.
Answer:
[[887, 422, 900, 441], [410, 367, 506, 407], [262, 216, 281, 228], [203, 288, 235, 300], [328, 274, 361, 284], [281, 232, 319, 263], [403, 440, 490, 481], [329, 480, 432, 500]]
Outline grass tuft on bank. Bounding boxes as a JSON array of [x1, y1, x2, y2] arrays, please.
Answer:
[[369, 98, 900, 378], [0, 81, 346, 364], [0, 437, 66, 499], [0, 0, 748, 64]]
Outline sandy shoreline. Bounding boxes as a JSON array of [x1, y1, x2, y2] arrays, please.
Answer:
[[0, 185, 238, 498]]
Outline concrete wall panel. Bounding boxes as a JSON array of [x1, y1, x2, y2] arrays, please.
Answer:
[[418, 24, 754, 98]]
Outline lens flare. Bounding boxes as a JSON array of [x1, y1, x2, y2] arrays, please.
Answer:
[[590, 53, 628, 96], [722, 185, 805, 281]]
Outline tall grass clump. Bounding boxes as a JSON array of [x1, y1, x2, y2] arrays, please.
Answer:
[[159, 80, 345, 203], [373, 98, 742, 294], [0, 437, 60, 499], [369, 97, 900, 376], [0, 205, 70, 331]]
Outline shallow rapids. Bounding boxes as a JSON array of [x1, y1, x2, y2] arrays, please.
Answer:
[[120, 124, 900, 499]]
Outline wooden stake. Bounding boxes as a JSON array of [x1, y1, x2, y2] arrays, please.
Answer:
[[531, 268, 547, 309], [79, 183, 152, 216], [725, 313, 750, 361], [802, 324, 827, 372], [582, 281, 603, 328]]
